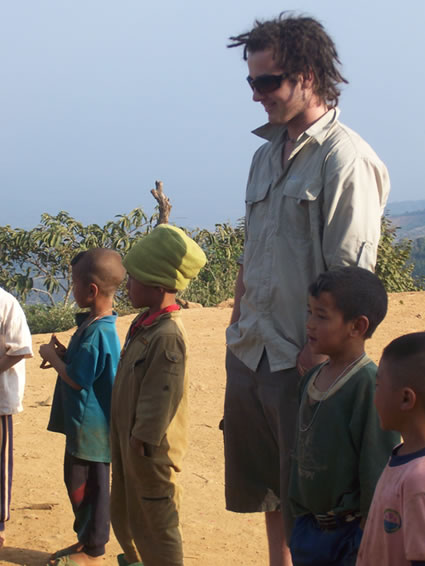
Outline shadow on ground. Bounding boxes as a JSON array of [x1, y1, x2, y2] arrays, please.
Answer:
[[0, 546, 51, 565]]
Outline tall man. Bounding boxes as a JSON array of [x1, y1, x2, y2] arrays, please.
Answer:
[[224, 14, 390, 566]]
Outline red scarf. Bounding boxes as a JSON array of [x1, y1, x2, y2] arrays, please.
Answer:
[[130, 304, 180, 336]]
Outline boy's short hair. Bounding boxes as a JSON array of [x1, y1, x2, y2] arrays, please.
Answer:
[[308, 266, 387, 338], [382, 332, 425, 393], [71, 248, 125, 296]]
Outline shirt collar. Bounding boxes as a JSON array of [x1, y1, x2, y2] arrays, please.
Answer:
[[252, 107, 340, 146], [130, 304, 180, 335], [389, 443, 425, 467], [75, 311, 117, 327], [139, 304, 180, 327]]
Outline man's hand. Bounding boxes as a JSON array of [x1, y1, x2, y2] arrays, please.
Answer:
[[130, 434, 145, 456], [296, 343, 328, 376], [229, 265, 245, 325], [0, 353, 26, 374]]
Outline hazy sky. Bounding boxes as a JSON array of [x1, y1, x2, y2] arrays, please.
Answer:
[[1, 0, 424, 230]]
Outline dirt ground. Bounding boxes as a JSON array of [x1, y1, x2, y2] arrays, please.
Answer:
[[1, 291, 425, 566]]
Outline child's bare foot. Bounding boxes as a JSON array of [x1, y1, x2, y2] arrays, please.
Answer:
[[49, 542, 83, 563], [0, 533, 6, 549]]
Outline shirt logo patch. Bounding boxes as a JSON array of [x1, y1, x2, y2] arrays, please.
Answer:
[[383, 508, 402, 533]]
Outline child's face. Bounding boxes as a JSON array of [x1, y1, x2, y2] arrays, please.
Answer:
[[375, 358, 402, 431], [72, 268, 92, 308], [126, 275, 159, 309], [306, 291, 354, 357]]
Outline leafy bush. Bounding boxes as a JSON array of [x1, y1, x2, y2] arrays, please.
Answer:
[[411, 236, 425, 282], [3, 210, 424, 326], [375, 216, 421, 292], [180, 222, 244, 306], [0, 208, 157, 306], [24, 303, 77, 335]]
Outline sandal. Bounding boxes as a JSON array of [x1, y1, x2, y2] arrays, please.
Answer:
[[117, 553, 143, 566]]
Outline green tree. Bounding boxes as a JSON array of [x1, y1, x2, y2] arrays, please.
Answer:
[[375, 216, 421, 292], [0, 208, 156, 306], [181, 222, 244, 306], [1, 210, 422, 323], [410, 236, 425, 280]]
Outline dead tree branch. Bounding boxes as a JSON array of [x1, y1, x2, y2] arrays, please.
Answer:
[[151, 180, 172, 225]]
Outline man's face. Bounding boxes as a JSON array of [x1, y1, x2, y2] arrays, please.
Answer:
[[247, 49, 309, 125]]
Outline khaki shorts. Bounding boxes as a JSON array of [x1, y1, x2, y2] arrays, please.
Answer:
[[224, 349, 300, 526]]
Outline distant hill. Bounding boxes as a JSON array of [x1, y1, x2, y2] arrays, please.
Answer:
[[386, 200, 425, 216], [385, 200, 425, 240], [385, 200, 425, 282], [388, 210, 425, 240]]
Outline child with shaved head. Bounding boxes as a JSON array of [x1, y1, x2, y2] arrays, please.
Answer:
[[357, 332, 425, 566], [39, 248, 125, 566]]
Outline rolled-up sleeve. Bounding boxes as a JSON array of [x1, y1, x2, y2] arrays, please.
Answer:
[[2, 294, 32, 358], [322, 152, 390, 271], [322, 154, 390, 271]]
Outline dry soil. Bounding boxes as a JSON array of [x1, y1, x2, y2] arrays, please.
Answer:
[[1, 292, 424, 565]]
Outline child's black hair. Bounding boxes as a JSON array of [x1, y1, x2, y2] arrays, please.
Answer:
[[382, 332, 425, 391], [71, 248, 125, 296], [70, 251, 86, 266], [308, 266, 387, 338]]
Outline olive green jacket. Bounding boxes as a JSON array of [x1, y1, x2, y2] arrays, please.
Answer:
[[111, 309, 188, 470]]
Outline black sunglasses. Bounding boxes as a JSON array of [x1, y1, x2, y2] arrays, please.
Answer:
[[246, 72, 289, 95]]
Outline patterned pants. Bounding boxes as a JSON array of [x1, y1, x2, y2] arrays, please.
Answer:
[[0, 415, 13, 531], [64, 451, 110, 557]]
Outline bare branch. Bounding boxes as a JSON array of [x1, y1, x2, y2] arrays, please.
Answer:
[[150, 180, 172, 225], [30, 288, 55, 307]]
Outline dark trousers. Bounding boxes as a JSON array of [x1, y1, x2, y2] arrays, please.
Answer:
[[64, 450, 110, 557], [290, 514, 363, 566]]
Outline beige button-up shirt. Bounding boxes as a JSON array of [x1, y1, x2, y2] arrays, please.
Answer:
[[226, 108, 390, 372]]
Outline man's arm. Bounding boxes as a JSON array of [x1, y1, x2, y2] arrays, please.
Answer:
[[0, 353, 26, 374], [298, 153, 389, 375], [1, 293, 33, 367], [229, 265, 245, 325], [296, 344, 328, 376], [321, 153, 389, 271]]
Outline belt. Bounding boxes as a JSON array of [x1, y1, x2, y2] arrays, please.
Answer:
[[314, 512, 361, 531]]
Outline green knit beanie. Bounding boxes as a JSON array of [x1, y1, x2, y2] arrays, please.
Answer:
[[123, 224, 207, 291]]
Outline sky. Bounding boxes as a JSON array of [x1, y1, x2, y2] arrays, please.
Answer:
[[1, 0, 424, 231]]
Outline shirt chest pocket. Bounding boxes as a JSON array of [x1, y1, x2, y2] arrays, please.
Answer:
[[125, 336, 149, 376], [245, 182, 272, 242], [278, 177, 323, 241]]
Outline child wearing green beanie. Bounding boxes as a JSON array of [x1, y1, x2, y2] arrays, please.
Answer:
[[110, 225, 206, 566]]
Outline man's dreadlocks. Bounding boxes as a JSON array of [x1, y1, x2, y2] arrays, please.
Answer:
[[228, 12, 348, 107]]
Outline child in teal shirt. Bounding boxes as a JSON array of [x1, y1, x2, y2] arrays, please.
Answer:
[[39, 248, 125, 566]]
